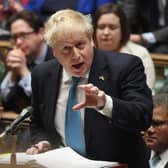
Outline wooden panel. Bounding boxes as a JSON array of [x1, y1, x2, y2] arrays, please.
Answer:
[[151, 53, 168, 67], [1, 111, 30, 127]]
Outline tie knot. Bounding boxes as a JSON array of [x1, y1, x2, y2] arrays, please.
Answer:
[[72, 77, 81, 86], [150, 154, 161, 167]]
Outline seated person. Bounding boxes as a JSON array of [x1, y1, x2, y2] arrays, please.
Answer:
[[92, 3, 155, 92], [0, 10, 53, 113], [143, 93, 168, 168], [122, 0, 168, 54]]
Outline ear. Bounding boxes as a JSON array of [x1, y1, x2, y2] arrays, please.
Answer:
[[52, 49, 57, 57], [90, 38, 95, 47], [38, 27, 45, 34]]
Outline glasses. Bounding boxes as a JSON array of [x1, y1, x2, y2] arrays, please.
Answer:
[[10, 31, 35, 43], [151, 120, 168, 127]]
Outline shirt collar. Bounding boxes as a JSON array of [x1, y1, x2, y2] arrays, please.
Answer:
[[151, 149, 168, 161], [34, 43, 47, 65], [160, 149, 168, 163], [62, 69, 89, 84]]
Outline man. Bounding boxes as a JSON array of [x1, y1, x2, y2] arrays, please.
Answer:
[[0, 10, 53, 113], [26, 9, 153, 168], [122, 0, 168, 54], [144, 93, 168, 168]]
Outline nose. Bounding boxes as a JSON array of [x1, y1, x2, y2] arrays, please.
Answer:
[[147, 125, 156, 133], [15, 37, 23, 46], [72, 47, 80, 59], [103, 27, 110, 35]]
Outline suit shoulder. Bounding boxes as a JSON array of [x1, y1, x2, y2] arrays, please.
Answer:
[[97, 49, 143, 68], [32, 59, 59, 76]]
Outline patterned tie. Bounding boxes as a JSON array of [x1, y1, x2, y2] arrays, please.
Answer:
[[65, 76, 85, 155], [149, 154, 161, 168]]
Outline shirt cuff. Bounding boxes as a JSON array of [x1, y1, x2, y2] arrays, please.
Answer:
[[18, 73, 32, 96], [142, 32, 156, 44], [0, 72, 16, 101], [96, 94, 113, 118]]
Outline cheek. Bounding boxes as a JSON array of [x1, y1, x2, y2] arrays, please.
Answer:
[[160, 130, 168, 142], [96, 30, 101, 40], [84, 48, 93, 63], [113, 30, 121, 42], [57, 56, 67, 66]]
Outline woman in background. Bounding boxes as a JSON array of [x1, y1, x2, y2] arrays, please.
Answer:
[[92, 3, 155, 92]]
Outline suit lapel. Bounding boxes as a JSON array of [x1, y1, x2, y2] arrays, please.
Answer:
[[45, 61, 62, 130], [85, 49, 109, 149], [165, 161, 168, 168], [88, 49, 108, 89]]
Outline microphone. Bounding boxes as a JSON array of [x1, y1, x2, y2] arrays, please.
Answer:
[[0, 106, 33, 138]]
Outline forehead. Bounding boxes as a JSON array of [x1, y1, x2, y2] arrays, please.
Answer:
[[11, 19, 32, 33], [56, 32, 89, 46], [98, 13, 120, 25]]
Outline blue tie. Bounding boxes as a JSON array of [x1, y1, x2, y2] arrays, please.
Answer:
[[65, 77, 85, 155], [149, 155, 160, 168]]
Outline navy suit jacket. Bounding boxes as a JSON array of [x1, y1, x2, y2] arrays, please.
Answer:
[[30, 49, 153, 168]]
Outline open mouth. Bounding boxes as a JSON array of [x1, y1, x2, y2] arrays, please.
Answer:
[[72, 62, 84, 69]]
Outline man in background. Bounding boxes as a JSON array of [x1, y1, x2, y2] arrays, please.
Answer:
[[0, 10, 53, 113], [144, 93, 168, 168], [123, 0, 168, 54]]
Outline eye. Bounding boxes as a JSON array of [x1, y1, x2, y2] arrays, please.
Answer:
[[76, 42, 85, 49], [61, 46, 72, 54], [109, 25, 119, 30], [97, 24, 105, 30]]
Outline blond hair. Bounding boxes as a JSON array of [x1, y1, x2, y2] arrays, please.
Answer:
[[44, 9, 93, 48]]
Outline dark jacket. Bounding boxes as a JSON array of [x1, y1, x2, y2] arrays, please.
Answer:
[[2, 46, 54, 113], [30, 49, 153, 168], [123, 0, 168, 53]]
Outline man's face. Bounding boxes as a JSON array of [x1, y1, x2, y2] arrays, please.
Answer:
[[11, 19, 44, 59], [53, 32, 94, 77], [144, 106, 168, 153]]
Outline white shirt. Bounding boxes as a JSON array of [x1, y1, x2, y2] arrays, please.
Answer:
[[54, 69, 113, 145], [150, 150, 168, 168]]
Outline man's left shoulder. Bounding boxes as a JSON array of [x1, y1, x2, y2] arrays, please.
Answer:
[[105, 51, 142, 67]]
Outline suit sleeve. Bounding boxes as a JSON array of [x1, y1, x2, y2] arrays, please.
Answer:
[[111, 56, 153, 133]]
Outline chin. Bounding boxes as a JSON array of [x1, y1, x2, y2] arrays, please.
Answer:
[[72, 68, 88, 76]]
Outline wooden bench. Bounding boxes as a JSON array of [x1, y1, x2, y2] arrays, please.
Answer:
[[151, 53, 168, 67]]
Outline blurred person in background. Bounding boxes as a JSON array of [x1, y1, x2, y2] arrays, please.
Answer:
[[122, 0, 168, 54], [19, 0, 118, 21], [0, 0, 29, 28], [143, 93, 168, 168], [0, 10, 53, 113], [0, 0, 119, 24], [92, 3, 155, 92]]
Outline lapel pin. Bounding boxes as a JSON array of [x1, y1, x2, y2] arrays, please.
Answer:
[[99, 76, 105, 81]]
